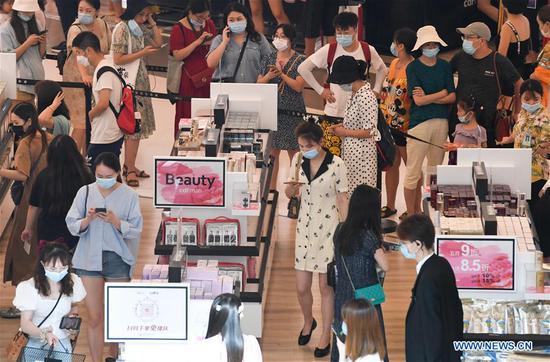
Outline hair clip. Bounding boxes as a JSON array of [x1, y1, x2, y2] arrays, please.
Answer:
[[305, 115, 318, 123], [215, 304, 222, 312]]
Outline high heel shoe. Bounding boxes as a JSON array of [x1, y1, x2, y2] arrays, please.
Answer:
[[297, 318, 317, 346], [314, 343, 331, 358]]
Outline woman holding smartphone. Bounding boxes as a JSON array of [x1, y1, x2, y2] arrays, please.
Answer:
[[207, 2, 273, 83], [13, 242, 86, 359], [111, 0, 162, 187], [66, 152, 143, 362]]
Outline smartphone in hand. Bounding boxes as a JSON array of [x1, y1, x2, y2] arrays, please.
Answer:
[[38, 30, 48, 35], [95, 208, 107, 214], [60, 316, 82, 330]]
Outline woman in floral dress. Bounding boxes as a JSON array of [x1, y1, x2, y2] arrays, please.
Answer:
[[111, 0, 162, 187]]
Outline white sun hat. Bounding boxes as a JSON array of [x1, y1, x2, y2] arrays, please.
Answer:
[[412, 25, 448, 51], [12, 0, 41, 12]]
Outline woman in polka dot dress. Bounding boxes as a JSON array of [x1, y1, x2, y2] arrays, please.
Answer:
[[285, 120, 349, 358], [327, 56, 381, 194]]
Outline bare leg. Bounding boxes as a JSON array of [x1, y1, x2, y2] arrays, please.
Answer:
[[270, 148, 281, 190], [106, 277, 130, 358], [384, 149, 402, 210], [81, 277, 105, 362], [414, 176, 423, 215], [268, 0, 290, 24], [124, 138, 140, 185], [296, 270, 314, 334], [318, 273, 333, 347], [71, 128, 87, 156], [304, 37, 317, 57], [404, 186, 418, 216], [249, 0, 265, 34]]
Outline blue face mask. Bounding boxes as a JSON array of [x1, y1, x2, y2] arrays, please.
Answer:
[[341, 321, 348, 336], [228, 20, 247, 34], [399, 243, 417, 259], [336, 34, 354, 47], [462, 39, 477, 55], [422, 47, 440, 58], [522, 102, 542, 114], [78, 13, 95, 25], [458, 112, 472, 124], [390, 42, 399, 57], [96, 177, 117, 189], [128, 19, 144, 37], [189, 16, 205, 29], [45, 268, 68, 283], [18, 13, 32, 22], [339, 83, 353, 92], [302, 148, 319, 160]]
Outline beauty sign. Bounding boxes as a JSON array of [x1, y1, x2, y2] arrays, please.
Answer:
[[436, 236, 515, 291], [105, 283, 190, 341], [155, 157, 226, 208]]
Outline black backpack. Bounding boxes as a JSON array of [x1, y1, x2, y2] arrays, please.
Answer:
[[376, 108, 396, 172]]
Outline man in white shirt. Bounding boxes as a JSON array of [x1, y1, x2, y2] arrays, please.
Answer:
[[72, 31, 124, 167], [298, 11, 387, 155]]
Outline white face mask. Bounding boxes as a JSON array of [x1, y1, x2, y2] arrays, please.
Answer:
[[272, 37, 289, 51], [77, 55, 90, 67]]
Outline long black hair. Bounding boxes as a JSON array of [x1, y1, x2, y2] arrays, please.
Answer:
[[223, 2, 260, 42], [10, 10, 40, 46], [11, 102, 48, 150], [457, 94, 484, 123], [35, 81, 71, 121], [336, 185, 382, 256], [42, 135, 93, 217], [206, 293, 244, 362], [34, 242, 74, 297], [186, 0, 210, 16]]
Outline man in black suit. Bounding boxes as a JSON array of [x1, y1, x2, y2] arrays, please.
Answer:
[[397, 214, 463, 362]]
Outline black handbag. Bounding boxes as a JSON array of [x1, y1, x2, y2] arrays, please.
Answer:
[[10, 143, 45, 206], [287, 153, 303, 219], [327, 260, 337, 288]]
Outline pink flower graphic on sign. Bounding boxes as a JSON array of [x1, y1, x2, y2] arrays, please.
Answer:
[[156, 161, 224, 206]]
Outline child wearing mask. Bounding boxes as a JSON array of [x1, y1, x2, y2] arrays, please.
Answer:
[[444, 95, 487, 164], [499, 79, 550, 211]]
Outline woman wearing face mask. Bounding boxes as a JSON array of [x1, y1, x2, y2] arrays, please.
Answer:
[[170, 0, 216, 139], [285, 120, 349, 358], [207, 2, 273, 83], [499, 79, 550, 212], [13, 243, 86, 359], [63, 0, 110, 155], [1, 102, 51, 287], [326, 56, 380, 195], [335, 299, 386, 362], [332, 185, 389, 362], [112, 0, 162, 188], [257, 23, 306, 190], [66, 152, 143, 362], [22, 135, 94, 251], [404, 25, 455, 218], [0, 0, 46, 101], [444, 95, 487, 165], [379, 28, 416, 220]]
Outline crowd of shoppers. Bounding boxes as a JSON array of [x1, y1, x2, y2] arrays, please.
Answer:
[[1, 1, 550, 361]]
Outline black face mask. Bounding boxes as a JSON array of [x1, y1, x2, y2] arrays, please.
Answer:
[[9, 125, 25, 138]]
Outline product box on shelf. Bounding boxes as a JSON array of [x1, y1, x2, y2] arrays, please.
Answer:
[[204, 216, 241, 246], [162, 217, 201, 246]]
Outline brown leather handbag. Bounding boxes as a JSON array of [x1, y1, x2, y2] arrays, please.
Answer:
[[184, 66, 215, 89], [493, 52, 516, 142]]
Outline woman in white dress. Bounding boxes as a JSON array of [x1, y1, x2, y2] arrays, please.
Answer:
[[285, 120, 349, 358], [196, 293, 262, 362], [327, 55, 381, 194]]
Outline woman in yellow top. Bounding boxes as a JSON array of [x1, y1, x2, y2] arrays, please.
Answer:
[[379, 28, 416, 219], [532, 5, 550, 108], [499, 79, 550, 212]]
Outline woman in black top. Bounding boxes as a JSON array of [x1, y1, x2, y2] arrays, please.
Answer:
[[21, 135, 94, 250], [331, 185, 389, 362], [498, 0, 532, 79]]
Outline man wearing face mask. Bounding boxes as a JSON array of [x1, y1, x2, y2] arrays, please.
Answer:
[[397, 214, 463, 362], [404, 26, 455, 218], [452, 22, 522, 148], [72, 31, 124, 167], [298, 11, 387, 157]]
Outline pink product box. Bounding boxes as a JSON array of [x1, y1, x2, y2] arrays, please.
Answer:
[[186, 267, 234, 299], [142, 264, 169, 280]]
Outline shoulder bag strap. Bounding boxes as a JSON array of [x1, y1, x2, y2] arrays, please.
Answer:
[[36, 292, 63, 328], [84, 184, 89, 217], [232, 34, 249, 80], [340, 255, 356, 292], [293, 152, 302, 181], [493, 51, 502, 99]]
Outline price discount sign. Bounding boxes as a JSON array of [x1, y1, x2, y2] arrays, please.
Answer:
[[436, 236, 515, 291]]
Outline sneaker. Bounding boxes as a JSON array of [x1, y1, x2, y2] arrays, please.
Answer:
[[0, 307, 21, 319], [381, 206, 397, 218]]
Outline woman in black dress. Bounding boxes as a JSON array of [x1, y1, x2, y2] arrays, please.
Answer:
[[258, 23, 306, 190], [332, 185, 390, 362]]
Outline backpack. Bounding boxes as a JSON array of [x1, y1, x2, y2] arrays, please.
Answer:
[[326, 41, 371, 84], [376, 108, 396, 171], [96, 66, 141, 135]]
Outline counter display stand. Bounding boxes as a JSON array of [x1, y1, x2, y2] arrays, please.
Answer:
[[423, 160, 550, 350], [0, 84, 14, 238], [152, 129, 277, 338]]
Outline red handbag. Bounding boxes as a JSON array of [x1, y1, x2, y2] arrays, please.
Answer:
[[203, 216, 241, 246], [183, 66, 214, 89]]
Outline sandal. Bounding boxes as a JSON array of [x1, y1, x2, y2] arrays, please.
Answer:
[[0, 307, 21, 319], [125, 171, 139, 187], [381, 206, 397, 218], [399, 212, 409, 220], [123, 165, 150, 178]]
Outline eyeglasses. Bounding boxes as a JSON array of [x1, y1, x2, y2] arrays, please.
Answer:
[[43, 265, 68, 273], [461, 35, 480, 41]]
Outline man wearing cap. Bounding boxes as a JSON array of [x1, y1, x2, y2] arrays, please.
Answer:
[[452, 22, 522, 148], [404, 26, 456, 217]]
